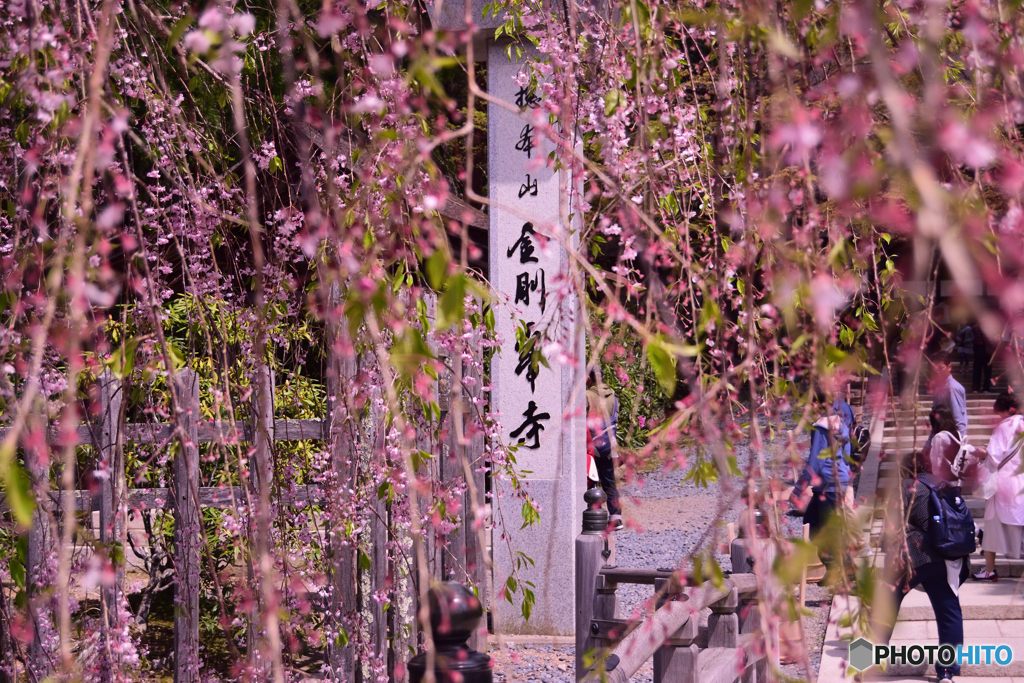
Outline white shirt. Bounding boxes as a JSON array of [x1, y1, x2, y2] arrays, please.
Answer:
[[983, 414, 1024, 525]]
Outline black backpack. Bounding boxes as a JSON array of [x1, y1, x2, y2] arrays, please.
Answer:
[[919, 475, 976, 559]]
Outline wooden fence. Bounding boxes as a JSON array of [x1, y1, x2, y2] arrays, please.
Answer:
[[5, 360, 487, 682], [575, 498, 770, 683]]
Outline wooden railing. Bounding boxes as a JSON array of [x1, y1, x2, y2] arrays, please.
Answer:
[[575, 492, 769, 683]]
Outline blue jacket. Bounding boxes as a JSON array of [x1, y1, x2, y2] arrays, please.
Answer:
[[796, 424, 851, 499]]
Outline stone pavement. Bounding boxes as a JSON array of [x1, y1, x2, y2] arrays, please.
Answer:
[[817, 370, 1024, 681]]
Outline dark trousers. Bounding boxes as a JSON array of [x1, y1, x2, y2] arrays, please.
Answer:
[[885, 560, 967, 678], [804, 492, 837, 538], [972, 353, 992, 392], [592, 455, 621, 516]]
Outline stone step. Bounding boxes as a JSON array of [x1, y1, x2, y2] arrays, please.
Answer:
[[868, 677, 1024, 682], [818, 595, 1024, 682], [886, 412, 1000, 423], [891, 398, 1006, 407], [880, 426, 996, 439], [894, 577, 1024, 621]]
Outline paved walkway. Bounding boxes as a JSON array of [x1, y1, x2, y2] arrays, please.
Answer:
[[818, 371, 1024, 681]]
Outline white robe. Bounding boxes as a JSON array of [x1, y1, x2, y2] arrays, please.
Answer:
[[982, 414, 1024, 526]]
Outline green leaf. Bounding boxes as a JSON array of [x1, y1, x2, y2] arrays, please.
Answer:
[[824, 345, 848, 365], [166, 14, 196, 53], [4, 461, 35, 529], [646, 340, 677, 397], [106, 336, 141, 380], [827, 237, 846, 268], [839, 325, 853, 347], [10, 536, 26, 588], [390, 329, 435, 377], [604, 89, 620, 117], [425, 250, 448, 291], [168, 343, 186, 371], [522, 585, 535, 620], [699, 298, 722, 330], [773, 540, 819, 584], [520, 498, 540, 529], [268, 156, 283, 174], [707, 556, 724, 588], [793, 0, 813, 21], [15, 121, 29, 147], [358, 549, 372, 572], [438, 274, 467, 330]]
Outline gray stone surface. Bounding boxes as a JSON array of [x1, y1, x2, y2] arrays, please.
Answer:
[[489, 42, 584, 636], [425, 0, 505, 32]]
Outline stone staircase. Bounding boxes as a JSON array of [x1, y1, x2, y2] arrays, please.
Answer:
[[818, 367, 1024, 682]]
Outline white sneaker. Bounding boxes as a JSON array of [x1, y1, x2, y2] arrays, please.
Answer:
[[609, 515, 624, 531]]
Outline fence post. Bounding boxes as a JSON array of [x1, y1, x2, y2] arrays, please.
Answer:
[[25, 409, 51, 681], [708, 587, 740, 648], [441, 353, 466, 582], [436, 346, 489, 652], [652, 575, 698, 683], [173, 369, 201, 683], [325, 283, 357, 680], [575, 487, 608, 680], [98, 370, 125, 620], [247, 364, 274, 673]]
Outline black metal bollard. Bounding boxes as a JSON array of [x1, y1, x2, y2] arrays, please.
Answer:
[[408, 582, 493, 683], [581, 486, 609, 534]]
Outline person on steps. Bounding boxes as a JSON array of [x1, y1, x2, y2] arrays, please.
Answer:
[[586, 369, 622, 531], [972, 322, 993, 393], [923, 406, 981, 485], [931, 351, 968, 439], [875, 449, 969, 682], [956, 324, 974, 372], [790, 414, 851, 539], [973, 392, 1024, 581]]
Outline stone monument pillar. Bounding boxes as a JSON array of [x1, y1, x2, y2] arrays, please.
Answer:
[[487, 42, 585, 636]]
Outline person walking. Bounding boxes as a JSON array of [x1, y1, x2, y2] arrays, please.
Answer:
[[931, 351, 968, 439], [586, 369, 622, 530], [973, 392, 1024, 581], [875, 450, 970, 682], [972, 322, 993, 393], [956, 324, 974, 372], [790, 414, 851, 538], [923, 406, 980, 485]]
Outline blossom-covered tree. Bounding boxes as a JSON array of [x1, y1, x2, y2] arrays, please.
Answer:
[[2, 0, 1024, 679]]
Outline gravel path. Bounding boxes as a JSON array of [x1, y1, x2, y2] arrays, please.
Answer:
[[491, 420, 834, 682]]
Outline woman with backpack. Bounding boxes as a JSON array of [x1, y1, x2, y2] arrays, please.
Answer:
[[875, 450, 972, 682], [923, 406, 980, 485], [973, 392, 1024, 581], [790, 414, 851, 539]]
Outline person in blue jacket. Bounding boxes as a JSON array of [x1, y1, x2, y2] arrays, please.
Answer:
[[833, 396, 856, 433], [791, 413, 852, 537]]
